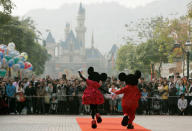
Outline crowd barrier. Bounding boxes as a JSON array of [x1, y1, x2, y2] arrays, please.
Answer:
[[1, 95, 192, 115]]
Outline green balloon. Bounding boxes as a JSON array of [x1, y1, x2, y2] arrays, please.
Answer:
[[14, 57, 20, 64], [5, 55, 12, 61], [0, 69, 7, 77]]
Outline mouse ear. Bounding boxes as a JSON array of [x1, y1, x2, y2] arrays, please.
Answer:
[[135, 70, 141, 79], [100, 73, 107, 81], [88, 67, 94, 75], [118, 72, 126, 81], [92, 72, 100, 82]]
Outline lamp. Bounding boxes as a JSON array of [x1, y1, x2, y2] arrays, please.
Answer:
[[184, 40, 192, 79], [185, 40, 192, 51]]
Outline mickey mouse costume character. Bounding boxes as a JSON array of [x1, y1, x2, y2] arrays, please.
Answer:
[[78, 67, 110, 129], [113, 70, 141, 129]]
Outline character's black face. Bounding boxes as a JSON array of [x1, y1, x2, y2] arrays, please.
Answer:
[[92, 72, 100, 83], [125, 74, 138, 85]]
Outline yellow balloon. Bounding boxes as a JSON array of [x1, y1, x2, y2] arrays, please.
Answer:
[[21, 52, 28, 60]]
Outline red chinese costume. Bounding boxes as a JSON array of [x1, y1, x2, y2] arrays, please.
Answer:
[[114, 70, 141, 129]]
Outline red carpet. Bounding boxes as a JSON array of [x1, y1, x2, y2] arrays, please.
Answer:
[[76, 117, 151, 131]]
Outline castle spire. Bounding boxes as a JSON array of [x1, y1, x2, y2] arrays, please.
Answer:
[[78, 2, 85, 14], [91, 32, 94, 48], [76, 2, 86, 49]]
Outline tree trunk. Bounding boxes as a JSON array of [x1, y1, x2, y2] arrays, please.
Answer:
[[183, 55, 185, 77], [158, 60, 162, 77]]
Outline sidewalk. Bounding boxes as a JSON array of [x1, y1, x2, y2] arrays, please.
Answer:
[[0, 115, 192, 131]]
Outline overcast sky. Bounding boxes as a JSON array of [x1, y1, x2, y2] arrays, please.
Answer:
[[12, 0, 159, 16]]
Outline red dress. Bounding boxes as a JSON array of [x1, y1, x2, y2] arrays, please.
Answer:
[[82, 79, 104, 105]]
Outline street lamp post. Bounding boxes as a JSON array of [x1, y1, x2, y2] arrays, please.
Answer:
[[185, 41, 192, 79]]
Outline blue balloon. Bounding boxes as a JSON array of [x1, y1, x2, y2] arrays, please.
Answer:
[[0, 52, 3, 59], [18, 61, 24, 69], [8, 59, 14, 67], [28, 66, 33, 71]]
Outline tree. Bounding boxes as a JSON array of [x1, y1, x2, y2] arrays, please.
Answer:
[[116, 43, 138, 73], [0, 0, 15, 14], [0, 14, 50, 75], [118, 15, 190, 76]]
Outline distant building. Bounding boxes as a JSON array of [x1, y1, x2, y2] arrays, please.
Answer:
[[107, 44, 119, 75], [44, 3, 111, 77]]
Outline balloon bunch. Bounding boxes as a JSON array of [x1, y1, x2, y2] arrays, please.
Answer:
[[0, 42, 33, 77]]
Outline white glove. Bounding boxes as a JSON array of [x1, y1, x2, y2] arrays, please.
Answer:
[[78, 68, 83, 72]]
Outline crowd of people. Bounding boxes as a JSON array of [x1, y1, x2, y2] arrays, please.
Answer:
[[0, 73, 192, 115]]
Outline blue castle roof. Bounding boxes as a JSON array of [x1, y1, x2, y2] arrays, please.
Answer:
[[86, 48, 102, 59], [46, 32, 55, 44], [59, 31, 81, 50]]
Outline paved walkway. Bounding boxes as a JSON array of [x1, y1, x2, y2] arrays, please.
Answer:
[[0, 115, 191, 131]]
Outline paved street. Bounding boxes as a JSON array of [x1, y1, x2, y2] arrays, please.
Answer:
[[0, 115, 81, 131], [0, 115, 192, 131]]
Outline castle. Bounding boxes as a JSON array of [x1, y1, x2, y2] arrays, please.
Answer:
[[44, 3, 117, 77]]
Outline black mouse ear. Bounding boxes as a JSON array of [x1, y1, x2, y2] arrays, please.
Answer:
[[100, 73, 107, 81], [93, 72, 100, 82], [88, 67, 94, 75], [135, 70, 141, 79], [118, 72, 126, 81]]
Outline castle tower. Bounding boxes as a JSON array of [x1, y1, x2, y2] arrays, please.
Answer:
[[75, 3, 86, 49], [64, 23, 70, 40], [45, 32, 56, 57], [91, 32, 94, 48]]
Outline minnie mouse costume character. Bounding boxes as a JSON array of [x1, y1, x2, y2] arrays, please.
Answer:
[[113, 70, 141, 129], [78, 67, 109, 129]]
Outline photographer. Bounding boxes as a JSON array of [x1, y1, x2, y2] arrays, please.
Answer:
[[57, 79, 67, 114]]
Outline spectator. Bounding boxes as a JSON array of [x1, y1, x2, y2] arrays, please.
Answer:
[[44, 82, 53, 114], [78, 80, 86, 114], [6, 80, 16, 114], [25, 81, 35, 114], [188, 99, 192, 115], [141, 88, 149, 114], [32, 81, 39, 114], [187, 79, 192, 96], [50, 93, 58, 114], [138, 77, 146, 92], [168, 76, 177, 115], [137, 77, 147, 114], [176, 79, 186, 96], [57, 80, 67, 114], [16, 81, 25, 114], [177, 94, 187, 115], [108, 83, 118, 113], [158, 80, 168, 114], [36, 81, 46, 114]]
